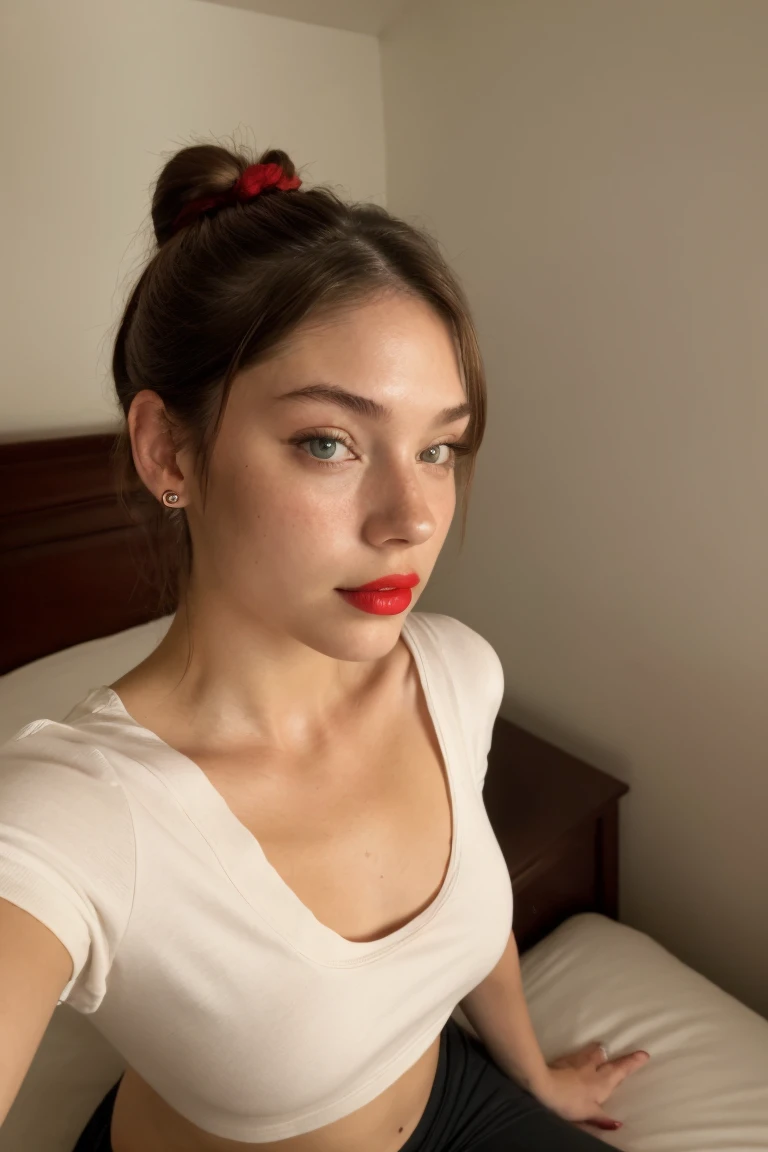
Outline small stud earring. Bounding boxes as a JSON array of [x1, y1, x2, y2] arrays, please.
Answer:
[[161, 491, 180, 507]]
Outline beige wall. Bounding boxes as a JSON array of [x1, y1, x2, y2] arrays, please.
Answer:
[[383, 0, 768, 1016], [0, 0, 385, 439]]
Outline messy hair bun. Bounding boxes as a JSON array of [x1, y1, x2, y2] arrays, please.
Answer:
[[151, 144, 299, 246], [112, 137, 486, 611]]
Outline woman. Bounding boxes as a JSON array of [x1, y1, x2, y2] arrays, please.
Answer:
[[0, 144, 649, 1152]]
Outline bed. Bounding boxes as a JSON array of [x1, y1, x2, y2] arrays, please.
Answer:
[[1, 434, 767, 1152]]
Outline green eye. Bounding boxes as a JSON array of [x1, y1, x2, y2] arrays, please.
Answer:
[[292, 432, 356, 465], [307, 437, 340, 460], [291, 430, 471, 470], [421, 444, 451, 465]]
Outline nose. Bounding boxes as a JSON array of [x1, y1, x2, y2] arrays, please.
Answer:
[[361, 462, 440, 548]]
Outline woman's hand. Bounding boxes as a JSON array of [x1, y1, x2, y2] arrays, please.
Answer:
[[536, 1041, 651, 1131]]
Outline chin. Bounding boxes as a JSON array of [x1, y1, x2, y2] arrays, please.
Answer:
[[302, 611, 407, 664]]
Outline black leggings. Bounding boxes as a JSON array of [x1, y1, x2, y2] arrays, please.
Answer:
[[72, 1018, 617, 1151]]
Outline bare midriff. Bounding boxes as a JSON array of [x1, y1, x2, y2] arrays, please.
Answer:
[[110, 1037, 440, 1152]]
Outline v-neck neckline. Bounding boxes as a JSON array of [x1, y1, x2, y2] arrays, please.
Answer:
[[91, 613, 462, 968]]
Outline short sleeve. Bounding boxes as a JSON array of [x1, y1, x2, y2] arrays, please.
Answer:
[[463, 628, 504, 789], [418, 613, 505, 790], [0, 720, 135, 1013]]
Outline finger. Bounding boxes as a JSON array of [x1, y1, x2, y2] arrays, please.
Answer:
[[603, 1050, 651, 1087], [584, 1041, 610, 1067], [576, 1120, 622, 1134], [584, 1107, 623, 1131], [576, 1041, 607, 1067], [550, 1041, 603, 1070]]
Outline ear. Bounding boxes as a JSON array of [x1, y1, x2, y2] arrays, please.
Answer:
[[128, 390, 188, 506]]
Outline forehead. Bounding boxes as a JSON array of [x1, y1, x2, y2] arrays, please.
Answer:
[[244, 295, 466, 414], [285, 294, 458, 361]]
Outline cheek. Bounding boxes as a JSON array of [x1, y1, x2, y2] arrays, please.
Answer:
[[207, 459, 357, 561]]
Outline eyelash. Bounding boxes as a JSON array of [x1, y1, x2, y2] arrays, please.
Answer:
[[289, 429, 472, 470]]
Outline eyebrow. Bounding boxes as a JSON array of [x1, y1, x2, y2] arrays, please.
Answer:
[[274, 383, 472, 426]]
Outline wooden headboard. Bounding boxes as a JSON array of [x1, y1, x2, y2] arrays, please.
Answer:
[[0, 434, 165, 675]]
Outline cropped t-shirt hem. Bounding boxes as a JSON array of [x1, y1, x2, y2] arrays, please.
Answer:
[[169, 1013, 450, 1143]]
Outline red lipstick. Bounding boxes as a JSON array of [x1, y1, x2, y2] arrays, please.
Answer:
[[336, 572, 420, 616]]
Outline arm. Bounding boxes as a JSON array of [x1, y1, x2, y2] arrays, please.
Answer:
[[459, 928, 551, 1097], [459, 928, 650, 1131], [0, 897, 73, 1127]]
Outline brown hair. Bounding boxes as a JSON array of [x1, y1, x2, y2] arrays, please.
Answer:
[[112, 141, 488, 613]]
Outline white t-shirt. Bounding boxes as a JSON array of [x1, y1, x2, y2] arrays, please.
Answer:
[[0, 611, 512, 1143]]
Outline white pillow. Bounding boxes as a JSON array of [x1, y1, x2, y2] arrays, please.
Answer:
[[519, 913, 768, 1150], [0, 615, 174, 743]]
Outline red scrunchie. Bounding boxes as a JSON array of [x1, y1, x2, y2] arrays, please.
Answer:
[[171, 162, 302, 235]]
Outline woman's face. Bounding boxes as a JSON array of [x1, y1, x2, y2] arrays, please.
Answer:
[[180, 293, 471, 659]]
